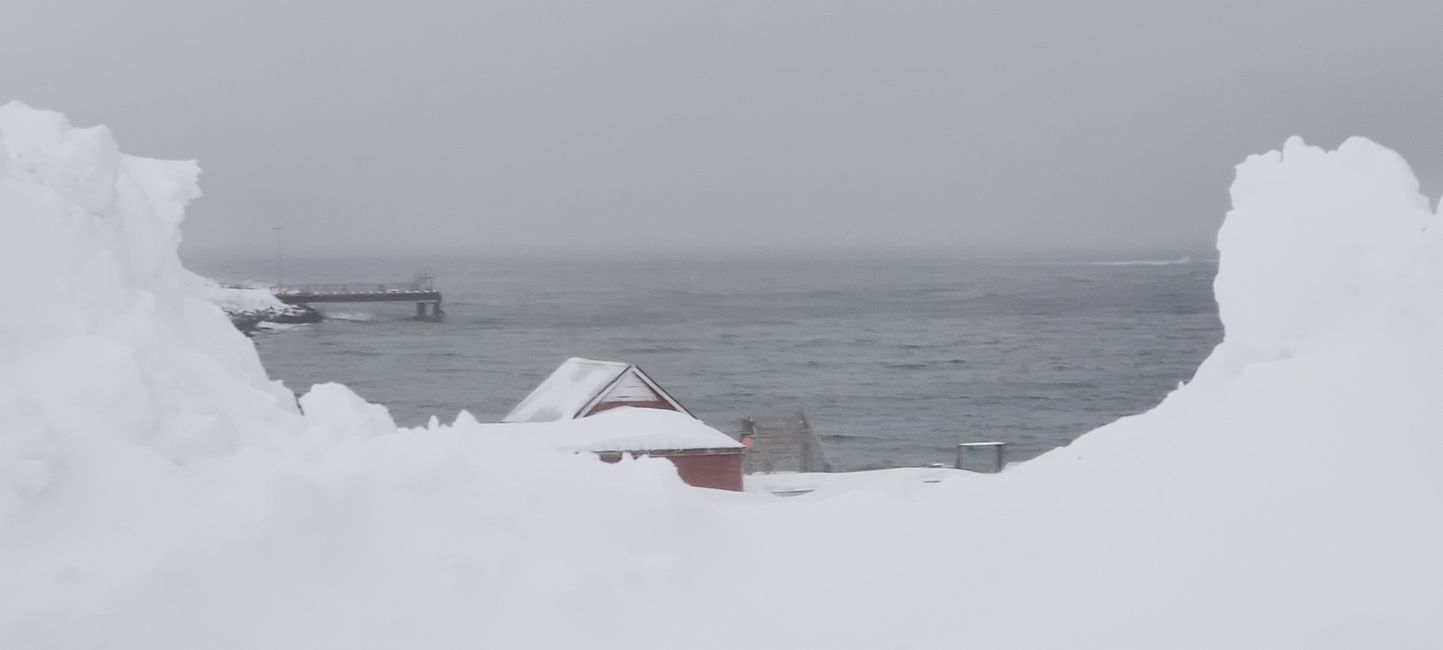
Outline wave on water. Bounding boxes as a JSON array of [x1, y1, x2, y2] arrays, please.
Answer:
[[622, 344, 697, 354], [324, 311, 377, 322], [1083, 256, 1192, 266], [254, 322, 313, 332]]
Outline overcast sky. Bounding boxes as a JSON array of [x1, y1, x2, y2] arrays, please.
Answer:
[[5, 0, 1443, 257]]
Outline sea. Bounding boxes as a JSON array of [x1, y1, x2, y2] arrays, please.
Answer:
[[188, 250, 1222, 471]]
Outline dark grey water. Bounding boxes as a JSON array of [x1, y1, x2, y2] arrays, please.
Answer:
[[190, 251, 1221, 471]]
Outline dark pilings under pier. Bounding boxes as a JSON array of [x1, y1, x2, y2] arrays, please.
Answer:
[[415, 301, 443, 321]]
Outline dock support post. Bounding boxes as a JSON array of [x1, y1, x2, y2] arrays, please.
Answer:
[[414, 301, 443, 321]]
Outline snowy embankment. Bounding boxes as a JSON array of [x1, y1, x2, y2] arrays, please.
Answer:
[[1, 102, 1440, 649]]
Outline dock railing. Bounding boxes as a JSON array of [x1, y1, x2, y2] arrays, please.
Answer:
[[270, 273, 443, 320], [274, 279, 435, 296]]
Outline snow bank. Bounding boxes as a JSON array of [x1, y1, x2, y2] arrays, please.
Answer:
[[498, 406, 744, 452], [980, 137, 1443, 646], [1, 104, 1440, 649], [1212, 136, 1433, 366], [0, 102, 304, 520]]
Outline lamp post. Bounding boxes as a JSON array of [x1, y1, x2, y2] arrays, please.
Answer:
[[273, 226, 286, 291]]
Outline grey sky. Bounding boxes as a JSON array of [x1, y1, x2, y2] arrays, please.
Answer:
[[5, 0, 1442, 257]]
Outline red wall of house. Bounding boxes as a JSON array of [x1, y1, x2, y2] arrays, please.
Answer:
[[663, 452, 744, 491], [598, 450, 744, 491]]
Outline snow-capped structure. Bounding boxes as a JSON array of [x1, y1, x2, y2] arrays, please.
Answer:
[[198, 281, 323, 332], [503, 357, 692, 422], [0, 103, 1439, 649], [502, 407, 745, 490], [503, 360, 739, 489]]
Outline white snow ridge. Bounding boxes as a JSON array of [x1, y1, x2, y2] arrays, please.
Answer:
[[1, 103, 1440, 649]]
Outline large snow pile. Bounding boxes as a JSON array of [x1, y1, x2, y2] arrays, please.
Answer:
[[0, 101, 303, 507], [1, 103, 1440, 649]]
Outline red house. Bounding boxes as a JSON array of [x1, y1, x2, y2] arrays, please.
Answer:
[[504, 358, 743, 491]]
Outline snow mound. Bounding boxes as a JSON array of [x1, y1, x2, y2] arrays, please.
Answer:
[[1, 104, 1440, 649], [1214, 136, 1433, 365], [501, 406, 743, 452], [0, 102, 304, 523]]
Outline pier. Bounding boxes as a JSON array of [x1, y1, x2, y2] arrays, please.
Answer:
[[273, 276, 444, 321]]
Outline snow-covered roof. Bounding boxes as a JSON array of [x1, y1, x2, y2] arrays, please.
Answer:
[[500, 407, 743, 453], [503, 358, 629, 422], [502, 357, 690, 423]]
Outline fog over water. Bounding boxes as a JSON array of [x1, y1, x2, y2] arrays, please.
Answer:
[[5, 1, 1443, 258]]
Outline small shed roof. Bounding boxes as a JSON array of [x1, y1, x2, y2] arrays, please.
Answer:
[[503, 357, 690, 423], [508, 407, 743, 453]]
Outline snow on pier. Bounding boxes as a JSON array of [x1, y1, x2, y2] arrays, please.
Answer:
[[273, 277, 443, 320]]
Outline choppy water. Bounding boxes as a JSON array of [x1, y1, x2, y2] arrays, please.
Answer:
[[190, 251, 1222, 471]]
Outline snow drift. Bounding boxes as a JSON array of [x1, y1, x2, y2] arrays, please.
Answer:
[[1, 103, 1440, 649]]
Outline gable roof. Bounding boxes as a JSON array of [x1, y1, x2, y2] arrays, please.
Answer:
[[502, 357, 692, 423]]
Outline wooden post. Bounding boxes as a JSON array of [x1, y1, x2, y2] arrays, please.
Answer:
[[956, 442, 1009, 473], [416, 302, 426, 319]]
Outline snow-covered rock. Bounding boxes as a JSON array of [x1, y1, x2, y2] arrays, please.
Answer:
[[198, 281, 323, 333]]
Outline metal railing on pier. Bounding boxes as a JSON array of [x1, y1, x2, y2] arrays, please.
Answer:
[[273, 281, 435, 296], [269, 273, 443, 320], [274, 274, 436, 295]]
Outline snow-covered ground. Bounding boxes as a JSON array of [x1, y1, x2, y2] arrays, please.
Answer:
[[744, 467, 979, 497], [1, 102, 1440, 649]]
